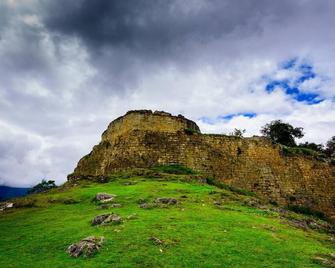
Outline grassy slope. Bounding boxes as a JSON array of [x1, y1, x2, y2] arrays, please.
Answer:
[[0, 175, 334, 268]]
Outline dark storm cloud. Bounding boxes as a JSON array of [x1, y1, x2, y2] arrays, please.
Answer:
[[39, 0, 304, 94], [41, 0, 292, 60], [1, 0, 335, 187]]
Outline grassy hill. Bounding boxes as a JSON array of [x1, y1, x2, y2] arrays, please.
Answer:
[[0, 169, 334, 267]]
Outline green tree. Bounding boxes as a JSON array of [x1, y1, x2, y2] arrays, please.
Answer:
[[230, 128, 246, 138], [260, 120, 304, 147], [28, 179, 57, 194], [325, 136, 335, 158]]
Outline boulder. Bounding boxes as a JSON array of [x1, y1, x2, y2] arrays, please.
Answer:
[[137, 198, 147, 204], [67, 236, 104, 258], [213, 200, 222, 206], [0, 202, 13, 211], [148, 236, 163, 245], [154, 197, 177, 205], [95, 193, 116, 203], [92, 213, 122, 225], [127, 214, 138, 220], [139, 203, 149, 209]]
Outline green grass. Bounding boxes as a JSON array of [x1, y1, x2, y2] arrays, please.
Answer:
[[206, 177, 255, 196], [151, 164, 195, 175], [0, 175, 334, 267]]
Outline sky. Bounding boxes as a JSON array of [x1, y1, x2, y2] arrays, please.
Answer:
[[1, 0, 335, 187]]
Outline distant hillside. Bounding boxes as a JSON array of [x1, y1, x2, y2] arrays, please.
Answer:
[[0, 186, 30, 201]]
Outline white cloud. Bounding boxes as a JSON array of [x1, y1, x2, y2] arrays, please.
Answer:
[[1, 0, 335, 186]]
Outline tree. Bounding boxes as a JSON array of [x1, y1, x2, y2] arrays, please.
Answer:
[[229, 128, 246, 138], [260, 120, 304, 147], [325, 136, 335, 157], [28, 179, 57, 194]]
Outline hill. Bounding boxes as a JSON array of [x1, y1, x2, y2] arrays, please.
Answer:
[[69, 110, 335, 222], [0, 168, 334, 267], [0, 186, 30, 201]]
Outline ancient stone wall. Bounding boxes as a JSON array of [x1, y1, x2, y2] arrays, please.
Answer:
[[69, 110, 335, 221]]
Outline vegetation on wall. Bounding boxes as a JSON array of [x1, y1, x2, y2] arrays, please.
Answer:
[[152, 164, 195, 175], [258, 120, 334, 163], [260, 120, 304, 147]]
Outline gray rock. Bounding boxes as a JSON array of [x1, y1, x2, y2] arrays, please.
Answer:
[[95, 193, 116, 203], [92, 213, 122, 226], [154, 197, 178, 205], [137, 198, 147, 204], [111, 203, 122, 208], [67, 236, 104, 258], [127, 214, 138, 220], [97, 204, 109, 210], [312, 253, 335, 267], [148, 236, 163, 245], [139, 203, 149, 209], [288, 218, 335, 234], [0, 202, 13, 211]]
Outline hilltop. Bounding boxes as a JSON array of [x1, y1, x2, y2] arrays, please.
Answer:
[[0, 168, 334, 267], [69, 110, 335, 222]]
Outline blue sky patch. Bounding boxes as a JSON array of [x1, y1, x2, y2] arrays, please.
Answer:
[[265, 59, 324, 105], [219, 112, 257, 121], [200, 112, 257, 124]]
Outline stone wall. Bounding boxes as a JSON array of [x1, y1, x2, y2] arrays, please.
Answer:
[[69, 110, 335, 221]]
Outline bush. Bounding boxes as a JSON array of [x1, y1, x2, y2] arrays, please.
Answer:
[[287, 205, 326, 220], [325, 136, 335, 157], [298, 142, 323, 153], [184, 128, 198, 135], [282, 146, 327, 161], [283, 147, 316, 156], [152, 164, 195, 175]]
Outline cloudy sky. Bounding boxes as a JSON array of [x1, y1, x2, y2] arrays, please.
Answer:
[[1, 0, 335, 187]]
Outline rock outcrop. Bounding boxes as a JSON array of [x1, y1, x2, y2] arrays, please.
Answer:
[[68, 110, 335, 221], [67, 236, 104, 258]]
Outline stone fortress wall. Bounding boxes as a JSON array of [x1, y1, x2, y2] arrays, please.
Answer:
[[69, 110, 335, 221]]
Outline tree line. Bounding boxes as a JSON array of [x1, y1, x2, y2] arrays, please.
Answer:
[[231, 120, 335, 160]]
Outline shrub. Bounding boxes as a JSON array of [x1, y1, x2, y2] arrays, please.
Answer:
[[184, 128, 198, 135], [298, 142, 323, 153], [325, 136, 335, 157], [282, 146, 327, 161], [287, 205, 326, 220]]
